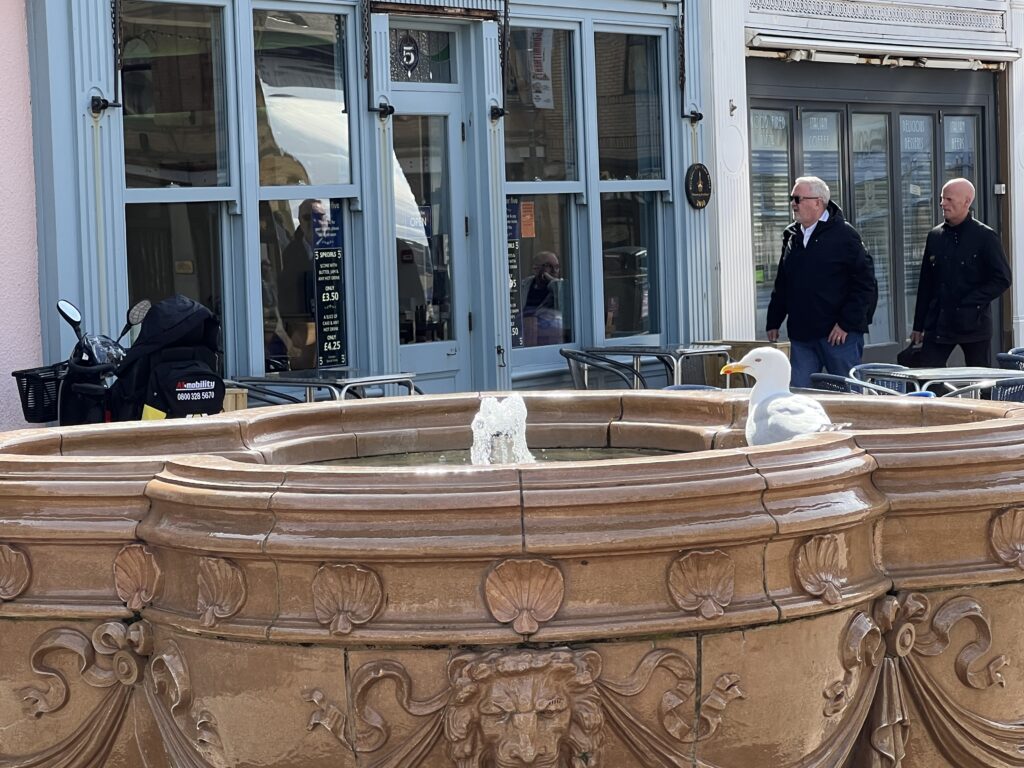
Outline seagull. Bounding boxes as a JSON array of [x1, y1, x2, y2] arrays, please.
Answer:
[[720, 347, 839, 446]]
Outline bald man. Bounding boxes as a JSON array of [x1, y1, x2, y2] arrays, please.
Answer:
[[910, 178, 1011, 367]]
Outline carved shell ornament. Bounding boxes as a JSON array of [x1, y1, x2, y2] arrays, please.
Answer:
[[668, 550, 735, 619], [312, 563, 384, 635], [113, 544, 163, 611], [484, 558, 564, 634], [197, 556, 247, 627], [796, 534, 848, 604], [0, 542, 31, 601], [991, 507, 1024, 569]]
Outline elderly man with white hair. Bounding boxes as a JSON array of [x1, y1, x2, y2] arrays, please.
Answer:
[[766, 175, 877, 388], [910, 177, 1011, 367]]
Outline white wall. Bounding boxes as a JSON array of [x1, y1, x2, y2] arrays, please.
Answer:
[[0, 2, 41, 430]]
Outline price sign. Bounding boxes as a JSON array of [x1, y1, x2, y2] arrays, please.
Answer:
[[313, 200, 348, 368], [507, 198, 524, 347]]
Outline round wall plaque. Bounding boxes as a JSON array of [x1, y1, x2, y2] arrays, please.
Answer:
[[685, 163, 712, 209]]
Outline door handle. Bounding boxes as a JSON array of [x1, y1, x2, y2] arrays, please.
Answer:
[[496, 345, 507, 368], [446, 348, 458, 356]]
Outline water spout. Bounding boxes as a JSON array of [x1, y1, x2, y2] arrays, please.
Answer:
[[470, 394, 536, 465]]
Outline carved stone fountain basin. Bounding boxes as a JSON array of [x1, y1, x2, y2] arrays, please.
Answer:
[[2, 390, 1024, 767]]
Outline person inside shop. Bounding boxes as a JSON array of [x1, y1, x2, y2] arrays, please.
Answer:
[[278, 198, 323, 368], [521, 250, 566, 346], [766, 175, 877, 388], [909, 177, 1011, 367]]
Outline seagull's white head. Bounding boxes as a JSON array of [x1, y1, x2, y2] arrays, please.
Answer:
[[720, 347, 792, 392]]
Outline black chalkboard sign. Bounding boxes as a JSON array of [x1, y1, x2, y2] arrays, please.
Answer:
[[313, 200, 347, 367], [507, 197, 524, 347]]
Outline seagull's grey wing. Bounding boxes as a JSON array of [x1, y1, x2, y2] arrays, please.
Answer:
[[749, 394, 832, 445]]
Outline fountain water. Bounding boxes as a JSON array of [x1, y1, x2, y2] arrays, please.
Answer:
[[469, 393, 535, 465]]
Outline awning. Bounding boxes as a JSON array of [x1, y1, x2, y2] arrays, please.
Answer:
[[747, 33, 1021, 64]]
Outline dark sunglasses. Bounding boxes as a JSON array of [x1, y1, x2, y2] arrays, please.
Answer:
[[789, 195, 821, 204]]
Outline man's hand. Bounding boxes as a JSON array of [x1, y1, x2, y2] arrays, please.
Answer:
[[910, 331, 924, 345], [828, 324, 848, 346], [766, 329, 780, 342]]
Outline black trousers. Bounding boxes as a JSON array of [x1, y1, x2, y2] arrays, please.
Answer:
[[919, 338, 992, 368]]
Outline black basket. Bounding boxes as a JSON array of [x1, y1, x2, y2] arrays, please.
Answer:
[[12, 362, 67, 423]]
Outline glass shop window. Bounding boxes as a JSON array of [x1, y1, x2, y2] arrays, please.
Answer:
[[750, 108, 792, 338], [504, 28, 577, 182], [507, 195, 573, 348], [600, 192, 659, 337]]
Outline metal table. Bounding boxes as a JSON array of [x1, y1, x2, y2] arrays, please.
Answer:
[[583, 344, 732, 388], [879, 366, 1022, 394], [236, 370, 418, 402]]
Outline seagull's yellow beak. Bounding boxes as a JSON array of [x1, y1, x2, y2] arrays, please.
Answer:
[[720, 362, 748, 375]]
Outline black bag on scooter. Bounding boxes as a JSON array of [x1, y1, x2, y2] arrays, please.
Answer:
[[110, 295, 224, 420]]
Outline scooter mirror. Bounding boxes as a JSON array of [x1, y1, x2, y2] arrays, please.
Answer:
[[128, 299, 151, 326], [116, 299, 153, 343], [56, 300, 83, 339]]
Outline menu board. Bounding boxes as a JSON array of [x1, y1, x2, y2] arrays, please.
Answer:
[[507, 198, 524, 347], [313, 199, 347, 367]]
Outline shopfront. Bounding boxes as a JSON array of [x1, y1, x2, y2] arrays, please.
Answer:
[[26, 0, 692, 396]]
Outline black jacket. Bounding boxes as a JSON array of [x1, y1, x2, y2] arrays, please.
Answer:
[[766, 201, 877, 342], [912, 213, 1011, 344]]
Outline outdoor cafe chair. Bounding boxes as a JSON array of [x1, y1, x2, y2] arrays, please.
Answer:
[[810, 373, 935, 397], [997, 352, 1024, 371], [941, 376, 1024, 402], [560, 348, 648, 390], [849, 362, 913, 393]]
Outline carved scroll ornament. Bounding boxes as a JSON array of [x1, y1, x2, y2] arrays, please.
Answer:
[[668, 549, 735, 619], [484, 558, 564, 635], [822, 592, 1020, 768], [312, 563, 384, 635], [2, 620, 222, 767], [796, 534, 847, 604], [343, 646, 743, 767], [0, 543, 30, 601], [197, 556, 247, 627], [113, 544, 163, 611]]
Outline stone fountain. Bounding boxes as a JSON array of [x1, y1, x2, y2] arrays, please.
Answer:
[[2, 389, 1024, 767]]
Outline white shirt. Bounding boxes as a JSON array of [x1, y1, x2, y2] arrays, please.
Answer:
[[801, 209, 830, 247]]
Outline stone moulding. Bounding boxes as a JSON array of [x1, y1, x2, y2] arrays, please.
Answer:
[[113, 544, 163, 611], [343, 646, 743, 767], [0, 543, 30, 601], [483, 557, 564, 634], [667, 550, 735, 619], [796, 533, 848, 604], [196, 556, 247, 628], [991, 506, 1024, 569], [312, 563, 384, 635]]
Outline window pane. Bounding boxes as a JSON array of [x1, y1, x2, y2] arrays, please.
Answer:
[[900, 115, 935, 338], [258, 198, 346, 372], [125, 202, 222, 314], [393, 116, 453, 344], [943, 115, 977, 186], [750, 109, 791, 339], [852, 114, 894, 344], [801, 111, 843, 204], [389, 28, 453, 84], [595, 33, 663, 180], [254, 12, 350, 187], [508, 195, 573, 347], [601, 192, 658, 337], [122, 2, 228, 188], [504, 29, 577, 182]]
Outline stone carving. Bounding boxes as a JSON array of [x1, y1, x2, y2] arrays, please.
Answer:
[[796, 534, 847, 604], [748, 0, 1003, 32], [0, 543, 30, 601], [197, 556, 247, 627], [348, 646, 743, 766], [312, 563, 384, 635], [484, 558, 564, 634], [113, 544, 163, 611], [991, 507, 1024, 569], [3, 620, 222, 768], [303, 688, 350, 746], [823, 593, 1021, 767], [668, 549, 735, 619]]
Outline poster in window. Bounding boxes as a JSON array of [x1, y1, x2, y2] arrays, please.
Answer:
[[507, 198, 524, 347], [314, 199, 347, 367]]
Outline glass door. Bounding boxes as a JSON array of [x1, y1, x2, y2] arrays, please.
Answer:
[[391, 89, 470, 392]]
